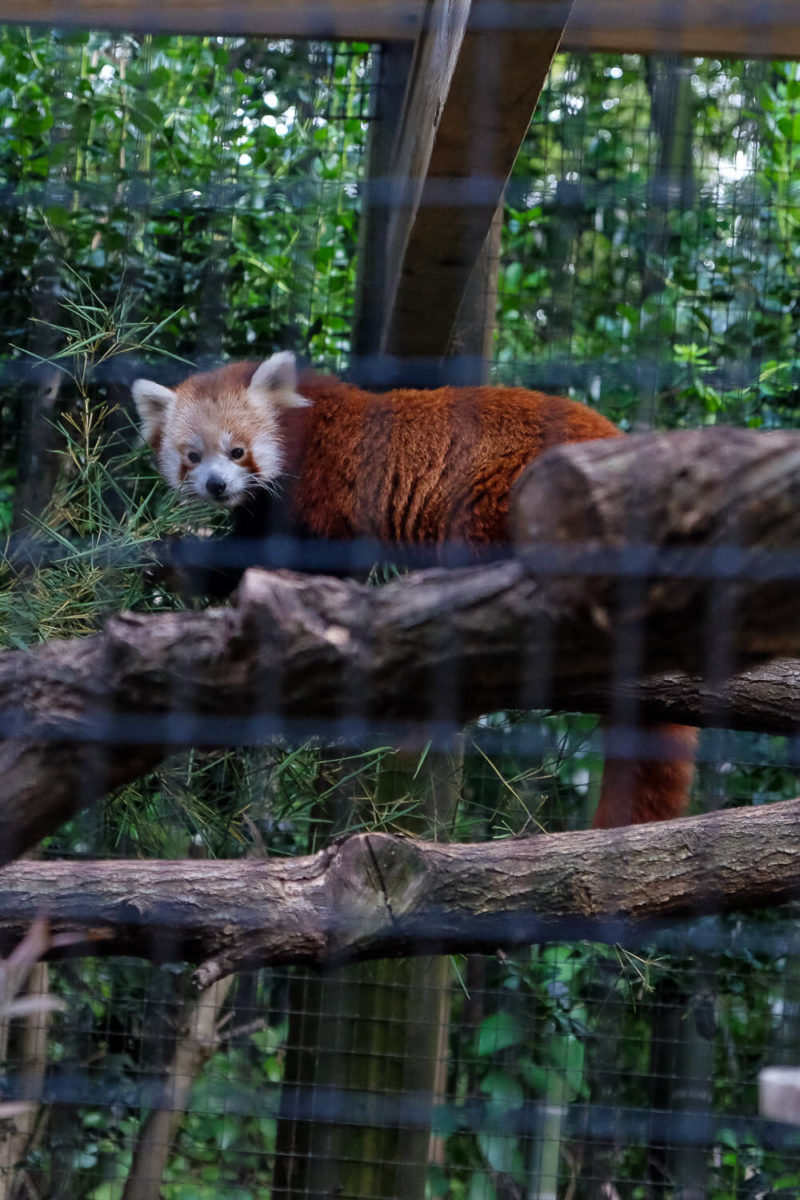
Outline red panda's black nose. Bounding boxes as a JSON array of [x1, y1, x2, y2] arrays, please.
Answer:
[[206, 475, 227, 500]]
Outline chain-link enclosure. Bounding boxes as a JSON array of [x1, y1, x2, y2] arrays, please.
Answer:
[[1, 21, 800, 1200]]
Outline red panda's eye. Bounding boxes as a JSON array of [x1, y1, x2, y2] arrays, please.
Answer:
[[187, 450, 202, 464], [230, 447, 245, 460]]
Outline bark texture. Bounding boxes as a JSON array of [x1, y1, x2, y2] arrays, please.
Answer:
[[3, 427, 800, 864], [0, 798, 798, 983], [512, 426, 800, 674], [560, 659, 800, 736]]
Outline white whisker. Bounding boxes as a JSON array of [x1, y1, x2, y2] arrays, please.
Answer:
[[248, 473, 282, 499]]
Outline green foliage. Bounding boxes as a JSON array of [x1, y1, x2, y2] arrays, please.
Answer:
[[0, 278, 193, 649], [0, 466, 13, 535], [0, 29, 371, 368], [462, 712, 602, 841], [498, 56, 800, 432]]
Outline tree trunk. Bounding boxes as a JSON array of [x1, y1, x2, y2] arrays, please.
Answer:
[[641, 57, 696, 301], [646, 966, 714, 1200], [10, 255, 65, 535], [273, 746, 461, 1200]]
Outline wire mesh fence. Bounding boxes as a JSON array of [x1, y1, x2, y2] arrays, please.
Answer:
[[1, 23, 800, 1200]]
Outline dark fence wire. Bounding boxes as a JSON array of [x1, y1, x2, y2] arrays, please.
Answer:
[[2, 33, 800, 1200]]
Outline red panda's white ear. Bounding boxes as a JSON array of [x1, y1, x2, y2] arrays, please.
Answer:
[[131, 379, 177, 445], [249, 351, 311, 409]]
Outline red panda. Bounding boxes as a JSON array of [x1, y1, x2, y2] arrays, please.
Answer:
[[132, 351, 696, 830]]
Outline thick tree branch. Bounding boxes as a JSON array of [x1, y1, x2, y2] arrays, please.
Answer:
[[512, 426, 800, 670], [0, 798, 799, 984], [556, 659, 800, 736], [3, 427, 800, 864]]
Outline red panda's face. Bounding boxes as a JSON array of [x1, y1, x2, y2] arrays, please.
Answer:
[[132, 351, 310, 508]]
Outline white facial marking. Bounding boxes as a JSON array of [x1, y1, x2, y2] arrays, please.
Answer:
[[191, 451, 248, 504], [131, 378, 178, 444], [252, 431, 284, 487], [158, 441, 183, 490], [142, 357, 308, 506]]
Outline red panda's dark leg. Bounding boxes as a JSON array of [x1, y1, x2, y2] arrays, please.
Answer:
[[593, 723, 698, 829]]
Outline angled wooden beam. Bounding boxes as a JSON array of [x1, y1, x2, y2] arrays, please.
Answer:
[[351, 43, 416, 364], [379, 0, 574, 365], [352, 30, 504, 384]]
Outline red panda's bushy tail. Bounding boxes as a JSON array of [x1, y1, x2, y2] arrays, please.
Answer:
[[593, 723, 698, 828]]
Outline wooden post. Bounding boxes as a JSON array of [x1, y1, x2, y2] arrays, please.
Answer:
[[380, 0, 574, 374]]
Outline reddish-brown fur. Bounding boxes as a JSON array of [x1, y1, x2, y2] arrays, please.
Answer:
[[140, 359, 696, 829], [594, 727, 697, 829], [281, 371, 623, 548]]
